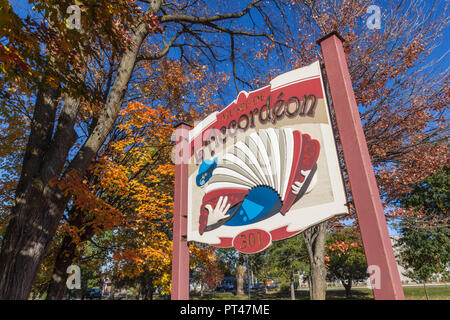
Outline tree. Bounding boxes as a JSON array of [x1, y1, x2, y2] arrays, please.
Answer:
[[325, 228, 368, 298], [397, 223, 449, 299], [212, 248, 245, 296], [395, 166, 449, 230], [190, 244, 223, 297], [303, 223, 327, 300], [0, 0, 301, 299], [264, 234, 309, 300], [395, 167, 450, 299], [44, 100, 176, 299], [247, 250, 272, 291], [0, 0, 163, 299], [235, 253, 246, 296]]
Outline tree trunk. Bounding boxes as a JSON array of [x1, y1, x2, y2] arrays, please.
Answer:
[[290, 271, 296, 300], [303, 222, 327, 300], [423, 282, 429, 300], [45, 235, 76, 300], [0, 182, 68, 300], [110, 284, 115, 300], [147, 286, 154, 300], [0, 80, 61, 300], [46, 210, 95, 300], [342, 279, 352, 299], [143, 277, 154, 300], [236, 254, 245, 296]]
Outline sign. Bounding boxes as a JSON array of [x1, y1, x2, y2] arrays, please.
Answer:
[[184, 61, 348, 253]]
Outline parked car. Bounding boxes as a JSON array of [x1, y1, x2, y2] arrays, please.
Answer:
[[83, 288, 102, 300], [266, 281, 280, 291], [216, 282, 235, 292], [252, 283, 267, 293], [244, 283, 266, 293]]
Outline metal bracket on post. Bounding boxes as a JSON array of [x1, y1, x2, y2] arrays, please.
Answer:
[[171, 122, 191, 300], [317, 32, 405, 300]]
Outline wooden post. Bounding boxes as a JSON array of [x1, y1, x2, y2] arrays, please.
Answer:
[[171, 122, 191, 300], [318, 32, 405, 300]]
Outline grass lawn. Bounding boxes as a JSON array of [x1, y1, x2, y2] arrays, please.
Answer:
[[190, 284, 450, 300], [403, 285, 450, 300]]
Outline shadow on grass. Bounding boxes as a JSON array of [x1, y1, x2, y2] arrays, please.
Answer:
[[326, 288, 373, 300], [191, 288, 373, 300], [190, 285, 450, 300]]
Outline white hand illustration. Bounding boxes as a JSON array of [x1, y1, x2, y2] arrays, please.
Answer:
[[291, 170, 317, 195], [204, 196, 231, 226]]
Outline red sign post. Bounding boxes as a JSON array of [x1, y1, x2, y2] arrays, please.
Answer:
[[318, 32, 405, 300], [171, 123, 191, 300]]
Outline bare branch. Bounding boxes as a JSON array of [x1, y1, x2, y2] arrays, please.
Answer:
[[160, 0, 263, 24]]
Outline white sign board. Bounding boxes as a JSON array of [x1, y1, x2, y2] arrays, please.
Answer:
[[185, 61, 348, 253]]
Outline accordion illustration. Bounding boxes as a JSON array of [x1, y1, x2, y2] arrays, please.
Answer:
[[197, 128, 320, 235]]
